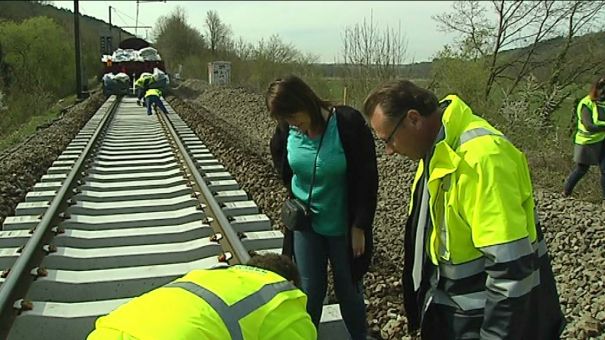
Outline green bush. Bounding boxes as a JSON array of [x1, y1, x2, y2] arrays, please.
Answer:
[[0, 16, 75, 135], [430, 47, 490, 112]]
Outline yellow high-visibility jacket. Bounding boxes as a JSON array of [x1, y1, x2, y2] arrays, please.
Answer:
[[403, 95, 564, 339], [144, 88, 162, 98], [134, 74, 153, 89], [87, 265, 316, 340]]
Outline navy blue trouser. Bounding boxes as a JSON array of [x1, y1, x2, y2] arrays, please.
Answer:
[[145, 95, 168, 115], [294, 229, 367, 340]]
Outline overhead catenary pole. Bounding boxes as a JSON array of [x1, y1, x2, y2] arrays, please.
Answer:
[[74, 0, 83, 100], [135, 0, 140, 35], [108, 6, 113, 52], [135, 1, 166, 37]]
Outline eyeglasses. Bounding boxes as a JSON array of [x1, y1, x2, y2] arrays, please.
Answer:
[[383, 114, 406, 145]]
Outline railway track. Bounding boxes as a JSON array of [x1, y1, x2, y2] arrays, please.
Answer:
[[0, 96, 347, 339]]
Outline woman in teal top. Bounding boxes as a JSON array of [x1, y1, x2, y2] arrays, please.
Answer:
[[288, 112, 348, 236], [267, 75, 379, 340]]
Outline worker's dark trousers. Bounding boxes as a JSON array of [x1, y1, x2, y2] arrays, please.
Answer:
[[563, 146, 605, 199], [145, 95, 169, 115]]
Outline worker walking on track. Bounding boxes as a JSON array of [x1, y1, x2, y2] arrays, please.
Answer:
[[362, 80, 565, 339], [87, 254, 317, 340]]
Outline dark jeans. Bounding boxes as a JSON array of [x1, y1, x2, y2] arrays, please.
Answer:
[[293, 229, 367, 340], [145, 95, 168, 115], [564, 148, 605, 199]]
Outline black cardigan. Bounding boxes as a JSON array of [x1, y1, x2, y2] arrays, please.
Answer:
[[269, 105, 378, 282]]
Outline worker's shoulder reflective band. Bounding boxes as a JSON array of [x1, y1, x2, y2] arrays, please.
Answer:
[[164, 280, 297, 340], [458, 127, 502, 145]]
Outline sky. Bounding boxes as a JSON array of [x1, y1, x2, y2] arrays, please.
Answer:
[[52, 1, 460, 64]]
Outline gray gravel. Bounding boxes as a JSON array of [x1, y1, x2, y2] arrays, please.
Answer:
[[0, 92, 105, 227], [170, 80, 605, 340]]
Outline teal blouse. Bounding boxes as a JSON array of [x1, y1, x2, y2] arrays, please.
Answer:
[[287, 114, 348, 236]]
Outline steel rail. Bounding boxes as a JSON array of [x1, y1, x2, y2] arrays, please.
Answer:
[[157, 111, 251, 264], [0, 96, 121, 338]]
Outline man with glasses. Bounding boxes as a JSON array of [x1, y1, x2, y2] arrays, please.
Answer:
[[362, 80, 564, 339]]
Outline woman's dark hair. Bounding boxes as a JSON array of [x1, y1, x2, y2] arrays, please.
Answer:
[[589, 76, 605, 100], [246, 253, 301, 287], [363, 79, 439, 122], [265, 75, 332, 129]]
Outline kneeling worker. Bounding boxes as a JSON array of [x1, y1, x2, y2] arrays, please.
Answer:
[[87, 254, 317, 340]]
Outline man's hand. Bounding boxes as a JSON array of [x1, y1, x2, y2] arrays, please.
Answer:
[[351, 226, 365, 257]]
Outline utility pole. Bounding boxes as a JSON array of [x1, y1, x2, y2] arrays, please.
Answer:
[[108, 6, 113, 52], [74, 0, 83, 100], [136, 0, 167, 37], [135, 0, 140, 36]]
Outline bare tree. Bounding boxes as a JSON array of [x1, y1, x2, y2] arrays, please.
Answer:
[[342, 11, 407, 79], [205, 10, 232, 57], [506, 1, 569, 94], [340, 11, 407, 106], [254, 34, 300, 64], [153, 7, 206, 68], [548, 1, 605, 90], [537, 0, 605, 124], [236, 34, 309, 92], [434, 1, 569, 99], [433, 1, 492, 59], [231, 36, 254, 61], [483, 1, 542, 98]]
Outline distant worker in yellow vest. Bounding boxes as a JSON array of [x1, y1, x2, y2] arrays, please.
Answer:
[[135, 73, 169, 116], [134, 72, 153, 102], [563, 76, 605, 208], [87, 254, 317, 340]]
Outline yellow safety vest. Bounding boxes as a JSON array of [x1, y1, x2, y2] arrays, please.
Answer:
[[87, 265, 316, 340], [574, 95, 605, 145], [145, 88, 162, 98], [134, 75, 152, 88]]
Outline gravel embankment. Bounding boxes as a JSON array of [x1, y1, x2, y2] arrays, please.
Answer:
[[0, 92, 105, 227]]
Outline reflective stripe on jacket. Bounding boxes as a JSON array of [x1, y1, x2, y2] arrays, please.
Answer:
[[574, 95, 605, 145], [87, 265, 316, 340], [406, 95, 565, 339]]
